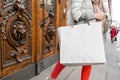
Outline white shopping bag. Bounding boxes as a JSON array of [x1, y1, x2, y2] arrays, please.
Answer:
[[57, 22, 106, 66]]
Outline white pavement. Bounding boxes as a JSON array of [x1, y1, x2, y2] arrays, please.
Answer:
[[30, 63, 106, 80]]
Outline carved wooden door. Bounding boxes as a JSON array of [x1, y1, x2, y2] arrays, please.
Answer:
[[0, 0, 32, 77], [43, 0, 56, 54], [36, 0, 67, 60], [38, 0, 57, 59]]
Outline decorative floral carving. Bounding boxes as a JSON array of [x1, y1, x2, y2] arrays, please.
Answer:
[[9, 48, 28, 63], [1, 0, 32, 67], [41, 12, 56, 53], [11, 21, 27, 45], [47, 23, 56, 39]]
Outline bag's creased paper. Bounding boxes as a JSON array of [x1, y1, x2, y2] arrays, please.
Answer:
[[57, 22, 106, 66]]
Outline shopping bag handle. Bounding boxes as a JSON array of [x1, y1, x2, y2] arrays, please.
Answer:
[[85, 16, 90, 25], [88, 21, 90, 25], [71, 21, 90, 28], [71, 25, 73, 28]]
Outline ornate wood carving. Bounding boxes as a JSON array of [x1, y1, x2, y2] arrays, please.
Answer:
[[40, 0, 56, 54], [0, 0, 32, 68], [0, 0, 2, 77], [41, 12, 56, 53]]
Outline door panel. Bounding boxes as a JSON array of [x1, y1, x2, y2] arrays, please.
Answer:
[[42, 0, 56, 54], [0, 0, 2, 77], [38, 0, 57, 59], [38, 0, 67, 59], [0, 34, 2, 78], [0, 0, 32, 77]]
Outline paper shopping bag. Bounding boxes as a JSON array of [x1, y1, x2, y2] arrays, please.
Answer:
[[57, 22, 106, 66]]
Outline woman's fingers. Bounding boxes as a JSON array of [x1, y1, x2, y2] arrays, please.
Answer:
[[95, 13, 105, 21]]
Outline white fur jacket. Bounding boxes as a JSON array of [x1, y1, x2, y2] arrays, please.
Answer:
[[67, 0, 95, 25]]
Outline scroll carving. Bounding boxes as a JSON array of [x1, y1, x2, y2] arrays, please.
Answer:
[[41, 12, 56, 53], [40, 0, 56, 54], [11, 21, 27, 45], [1, 0, 32, 67]]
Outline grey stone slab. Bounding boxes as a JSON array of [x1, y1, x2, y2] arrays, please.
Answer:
[[56, 66, 81, 80], [90, 65, 106, 80], [62, 66, 82, 80], [106, 72, 120, 80], [2, 64, 36, 80], [30, 64, 55, 80]]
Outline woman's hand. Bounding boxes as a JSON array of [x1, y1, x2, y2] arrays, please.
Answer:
[[95, 13, 106, 21]]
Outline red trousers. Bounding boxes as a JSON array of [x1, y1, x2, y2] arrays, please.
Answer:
[[51, 61, 92, 80]]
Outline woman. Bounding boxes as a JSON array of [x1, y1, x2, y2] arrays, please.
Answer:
[[50, 0, 106, 80]]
